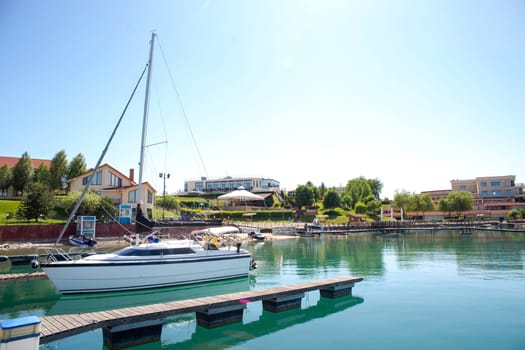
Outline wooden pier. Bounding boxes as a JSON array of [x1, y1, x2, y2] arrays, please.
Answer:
[[38, 276, 362, 346], [0, 271, 47, 283]]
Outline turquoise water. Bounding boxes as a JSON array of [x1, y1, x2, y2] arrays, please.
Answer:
[[1, 231, 524, 349]]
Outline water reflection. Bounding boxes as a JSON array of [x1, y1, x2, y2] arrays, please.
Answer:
[[158, 294, 364, 349], [0, 277, 252, 319], [247, 231, 525, 283], [1, 231, 523, 321], [249, 237, 385, 282]]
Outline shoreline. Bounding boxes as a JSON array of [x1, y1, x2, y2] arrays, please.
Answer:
[[0, 232, 297, 256]]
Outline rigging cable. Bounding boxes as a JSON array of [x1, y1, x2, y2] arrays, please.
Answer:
[[55, 64, 149, 246], [156, 35, 209, 178]]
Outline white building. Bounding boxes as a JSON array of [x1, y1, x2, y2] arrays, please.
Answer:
[[184, 176, 280, 193]]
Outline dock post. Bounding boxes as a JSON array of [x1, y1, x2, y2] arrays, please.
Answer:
[[262, 293, 305, 312], [320, 282, 355, 298], [0, 316, 41, 350], [196, 303, 247, 328], [102, 318, 164, 350]]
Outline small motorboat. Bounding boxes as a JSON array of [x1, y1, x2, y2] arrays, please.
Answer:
[[247, 229, 265, 241], [68, 235, 97, 247]]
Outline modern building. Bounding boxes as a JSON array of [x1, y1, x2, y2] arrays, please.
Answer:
[[422, 175, 524, 212], [69, 164, 157, 217], [0, 156, 51, 198], [184, 176, 280, 193], [451, 175, 523, 199]]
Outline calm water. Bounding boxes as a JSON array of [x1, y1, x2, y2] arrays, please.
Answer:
[[1, 231, 524, 350]]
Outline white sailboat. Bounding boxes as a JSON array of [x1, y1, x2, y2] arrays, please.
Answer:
[[35, 33, 255, 294]]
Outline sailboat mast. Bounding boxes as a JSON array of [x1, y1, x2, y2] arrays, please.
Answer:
[[137, 32, 156, 213]]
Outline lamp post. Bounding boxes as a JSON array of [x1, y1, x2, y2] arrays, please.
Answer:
[[159, 172, 170, 220]]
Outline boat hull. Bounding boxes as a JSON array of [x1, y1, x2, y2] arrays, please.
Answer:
[[42, 253, 252, 294]]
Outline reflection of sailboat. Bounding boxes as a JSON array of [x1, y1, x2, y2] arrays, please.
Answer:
[[0, 278, 60, 317], [0, 276, 251, 318], [35, 33, 254, 294], [48, 277, 251, 315]]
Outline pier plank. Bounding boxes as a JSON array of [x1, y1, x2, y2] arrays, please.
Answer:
[[39, 276, 362, 345], [0, 272, 47, 283]]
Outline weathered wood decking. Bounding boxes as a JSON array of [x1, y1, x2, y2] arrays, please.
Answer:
[[39, 276, 362, 344], [0, 271, 47, 283]]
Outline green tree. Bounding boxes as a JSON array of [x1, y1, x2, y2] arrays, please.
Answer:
[[11, 152, 34, 196], [96, 196, 118, 220], [0, 164, 12, 194], [319, 182, 327, 199], [323, 189, 341, 209], [67, 153, 87, 181], [295, 184, 315, 208], [344, 177, 374, 209], [306, 181, 320, 200], [340, 192, 353, 209], [507, 209, 521, 220], [60, 191, 102, 216], [366, 199, 382, 215], [49, 150, 68, 191], [438, 197, 452, 217], [157, 195, 179, 210], [264, 195, 275, 207], [408, 194, 435, 218], [392, 190, 411, 216], [367, 178, 383, 201], [355, 201, 367, 214], [447, 191, 473, 216], [33, 162, 50, 185], [17, 182, 54, 221]]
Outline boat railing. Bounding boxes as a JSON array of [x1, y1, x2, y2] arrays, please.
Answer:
[[35, 247, 75, 263]]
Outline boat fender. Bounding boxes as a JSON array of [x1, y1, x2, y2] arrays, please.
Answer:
[[30, 259, 40, 269], [236, 242, 241, 253], [250, 259, 257, 270]]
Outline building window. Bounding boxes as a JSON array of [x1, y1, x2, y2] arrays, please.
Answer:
[[147, 190, 153, 204], [492, 190, 502, 196], [481, 191, 488, 197], [82, 171, 102, 185], [93, 171, 102, 185], [480, 182, 487, 187], [128, 190, 137, 203], [0, 188, 7, 197], [195, 182, 203, 191], [491, 181, 501, 187], [108, 172, 122, 187], [459, 185, 466, 190], [506, 189, 512, 196]]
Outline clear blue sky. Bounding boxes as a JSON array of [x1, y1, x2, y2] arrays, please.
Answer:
[[1, 0, 524, 199]]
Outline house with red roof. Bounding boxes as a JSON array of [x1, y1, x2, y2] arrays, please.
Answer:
[[1, 156, 156, 217], [69, 164, 157, 217], [0, 156, 52, 198]]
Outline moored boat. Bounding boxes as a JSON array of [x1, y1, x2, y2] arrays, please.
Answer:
[[68, 235, 97, 247], [39, 238, 253, 294], [34, 33, 255, 294]]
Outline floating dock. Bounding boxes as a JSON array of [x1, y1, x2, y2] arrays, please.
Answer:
[[38, 276, 362, 347], [0, 272, 47, 283]]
